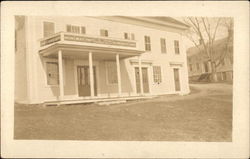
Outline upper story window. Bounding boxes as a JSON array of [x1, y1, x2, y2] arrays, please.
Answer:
[[174, 40, 180, 54], [124, 32, 135, 40], [66, 25, 85, 34], [160, 38, 167, 53], [106, 61, 117, 84], [153, 66, 162, 84], [144, 36, 151, 51], [43, 22, 55, 37], [131, 33, 135, 40], [124, 33, 129, 39], [46, 62, 59, 85], [81, 26, 86, 34], [100, 29, 108, 37]]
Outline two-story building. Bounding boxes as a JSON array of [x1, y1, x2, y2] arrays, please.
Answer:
[[187, 37, 233, 82], [15, 16, 190, 105]]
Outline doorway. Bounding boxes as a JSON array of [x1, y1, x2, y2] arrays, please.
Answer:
[[173, 68, 181, 91], [135, 67, 149, 94], [77, 66, 97, 97]]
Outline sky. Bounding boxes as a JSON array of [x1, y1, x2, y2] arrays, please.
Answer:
[[174, 17, 230, 49]]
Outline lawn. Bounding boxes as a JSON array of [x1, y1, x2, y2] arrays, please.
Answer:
[[14, 83, 232, 141]]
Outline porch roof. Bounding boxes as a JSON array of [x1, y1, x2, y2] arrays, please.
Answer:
[[38, 32, 145, 59], [39, 43, 145, 59]]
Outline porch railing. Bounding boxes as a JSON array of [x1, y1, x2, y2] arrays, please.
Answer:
[[40, 32, 137, 48]]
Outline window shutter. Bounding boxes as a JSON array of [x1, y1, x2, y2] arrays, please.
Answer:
[[81, 27, 86, 34], [124, 33, 128, 39], [43, 22, 55, 37], [131, 33, 135, 40], [66, 25, 71, 32]]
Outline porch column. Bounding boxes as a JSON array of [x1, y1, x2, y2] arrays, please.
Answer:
[[58, 50, 64, 100], [138, 56, 144, 95], [89, 51, 95, 97], [116, 54, 122, 96]]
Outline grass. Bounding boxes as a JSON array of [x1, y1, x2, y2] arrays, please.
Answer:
[[14, 84, 232, 141]]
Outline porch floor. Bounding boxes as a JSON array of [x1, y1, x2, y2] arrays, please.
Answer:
[[44, 95, 156, 106]]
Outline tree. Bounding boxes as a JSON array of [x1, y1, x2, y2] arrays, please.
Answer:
[[183, 17, 233, 81]]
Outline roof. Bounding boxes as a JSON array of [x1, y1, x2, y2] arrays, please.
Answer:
[[96, 16, 190, 31], [145, 16, 190, 28]]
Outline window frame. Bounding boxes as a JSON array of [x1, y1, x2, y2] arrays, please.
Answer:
[[153, 66, 162, 84], [160, 38, 167, 53], [131, 33, 135, 40], [100, 29, 109, 37], [43, 21, 55, 38], [66, 24, 85, 34], [144, 35, 151, 51], [174, 40, 180, 54], [124, 32, 129, 39], [124, 32, 135, 40]]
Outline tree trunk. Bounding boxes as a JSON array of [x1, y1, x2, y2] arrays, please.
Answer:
[[211, 62, 217, 82]]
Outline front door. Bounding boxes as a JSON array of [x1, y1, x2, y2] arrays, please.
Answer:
[[173, 68, 181, 91], [77, 66, 97, 97], [135, 67, 149, 94]]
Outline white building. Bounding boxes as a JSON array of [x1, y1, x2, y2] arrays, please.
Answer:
[[15, 16, 190, 105]]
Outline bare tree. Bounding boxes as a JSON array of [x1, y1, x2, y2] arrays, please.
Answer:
[[183, 17, 233, 81]]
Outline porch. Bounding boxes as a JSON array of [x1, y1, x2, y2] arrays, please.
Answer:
[[39, 32, 151, 105]]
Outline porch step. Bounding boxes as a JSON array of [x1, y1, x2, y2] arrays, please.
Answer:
[[43, 95, 157, 106], [97, 100, 127, 106]]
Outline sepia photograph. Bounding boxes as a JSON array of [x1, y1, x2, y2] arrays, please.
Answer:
[[1, 1, 249, 158], [14, 16, 233, 141]]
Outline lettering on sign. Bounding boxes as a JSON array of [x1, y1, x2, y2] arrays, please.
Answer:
[[64, 34, 136, 48]]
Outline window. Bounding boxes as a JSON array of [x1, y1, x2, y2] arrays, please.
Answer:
[[160, 38, 167, 53], [43, 22, 55, 37], [81, 26, 86, 34], [174, 40, 180, 54], [189, 64, 193, 71], [66, 25, 84, 34], [124, 33, 129, 39], [131, 33, 135, 40], [46, 62, 59, 85], [153, 66, 162, 84], [100, 29, 108, 37], [196, 63, 200, 70], [124, 33, 135, 40], [106, 61, 117, 84], [144, 36, 151, 51]]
